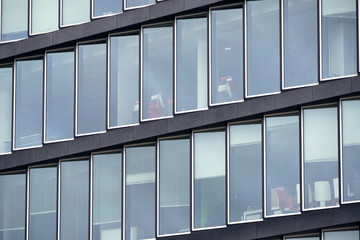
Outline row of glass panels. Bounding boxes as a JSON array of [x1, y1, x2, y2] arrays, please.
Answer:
[[1, 98, 360, 240], [0, 0, 163, 41], [0, 0, 358, 153], [281, 227, 360, 240]]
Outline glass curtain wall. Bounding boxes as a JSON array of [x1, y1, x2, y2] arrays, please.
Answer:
[[1, 0, 28, 41], [323, 229, 359, 240], [265, 114, 300, 216], [77, 42, 107, 135], [0, 66, 12, 154], [229, 122, 262, 223], [341, 99, 360, 203], [109, 34, 139, 128], [0, 173, 26, 240], [246, 0, 280, 96], [158, 137, 190, 236], [31, 0, 58, 34], [193, 130, 226, 229], [93, 0, 122, 18], [142, 25, 173, 120], [28, 167, 57, 240], [283, 0, 318, 88], [321, 0, 357, 79], [125, 0, 155, 9], [210, 6, 243, 105], [15, 59, 43, 149], [285, 236, 320, 240], [176, 16, 208, 113], [60, 160, 89, 240], [303, 106, 339, 210], [61, 0, 90, 26], [125, 145, 155, 240], [45, 51, 75, 142], [92, 152, 122, 240]]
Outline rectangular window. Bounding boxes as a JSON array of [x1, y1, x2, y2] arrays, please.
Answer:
[[14, 58, 43, 150], [210, 6, 243, 105], [28, 167, 57, 240], [0, 173, 26, 240], [323, 228, 359, 240], [283, 0, 318, 88], [341, 99, 360, 203], [125, 0, 155, 9], [45, 51, 74, 143], [246, 0, 280, 97], [285, 235, 320, 240], [61, 0, 90, 26], [92, 152, 122, 240], [321, 0, 357, 79], [60, 160, 89, 240], [193, 130, 226, 229], [176, 16, 208, 113], [303, 105, 339, 210], [1, 0, 28, 41], [0, 66, 12, 154], [142, 24, 173, 121], [30, 0, 58, 34], [77, 42, 107, 136], [265, 114, 300, 217], [229, 122, 262, 223], [93, 0, 122, 18], [109, 34, 139, 128], [125, 145, 155, 240], [158, 137, 190, 236]]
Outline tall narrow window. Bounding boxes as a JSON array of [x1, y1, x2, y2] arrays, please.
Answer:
[[229, 122, 262, 223], [283, 0, 318, 88], [77, 42, 106, 135], [142, 24, 173, 121], [60, 160, 89, 240], [158, 137, 190, 236], [303, 106, 339, 210], [193, 130, 226, 229], [265, 114, 300, 217], [109, 34, 139, 128], [93, 0, 122, 18], [0, 173, 26, 240], [321, 0, 357, 79], [125, 0, 155, 9], [1, 0, 28, 41], [323, 228, 359, 240], [28, 167, 57, 240], [15, 59, 43, 150], [125, 145, 155, 240], [30, 0, 58, 34], [246, 0, 280, 97], [341, 99, 360, 203], [0, 66, 12, 154], [176, 16, 208, 113], [92, 152, 122, 240], [61, 0, 90, 26], [45, 51, 74, 143], [210, 6, 243, 105]]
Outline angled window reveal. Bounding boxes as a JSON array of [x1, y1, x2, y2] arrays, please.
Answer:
[[93, 0, 122, 18], [0, 66, 12, 154], [1, 0, 28, 42], [61, 0, 90, 26], [30, 0, 58, 34], [125, 0, 155, 10], [142, 24, 173, 121]]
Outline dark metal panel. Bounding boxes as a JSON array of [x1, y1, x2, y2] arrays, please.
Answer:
[[0, 41, 22, 61], [52, 24, 86, 45], [294, 209, 334, 232], [4, 149, 37, 169], [21, 34, 53, 53], [149, 0, 185, 19], [202, 104, 238, 126], [167, 111, 203, 132], [133, 118, 167, 140], [312, 78, 352, 101], [237, 95, 275, 118], [184, 0, 225, 10], [84, 17, 117, 37], [221, 224, 257, 240], [256, 217, 295, 239], [274, 87, 313, 109], [99, 126, 134, 148], [116, 7, 151, 29], [67, 134, 100, 155], [35, 141, 68, 162], [333, 204, 360, 225]]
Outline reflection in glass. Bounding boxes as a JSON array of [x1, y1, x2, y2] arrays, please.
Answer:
[[125, 145, 155, 240], [126, 0, 155, 9], [247, 0, 280, 96], [194, 131, 225, 229], [92, 152, 122, 240], [265, 115, 300, 216], [341, 100, 360, 202], [176, 17, 208, 112], [324, 229, 359, 240], [284, 0, 318, 88], [142, 26, 173, 120], [29, 167, 57, 240], [0, 173, 26, 240], [211, 7, 243, 105], [285, 237, 319, 240], [303, 106, 339, 209], [15, 59, 43, 149], [60, 160, 89, 240], [321, 0, 357, 79], [45, 51, 74, 142], [0, 67, 12, 154], [93, 0, 122, 17], [31, 0, 58, 34], [109, 34, 139, 127], [77, 43, 106, 135], [62, 0, 89, 26], [159, 138, 190, 235], [229, 123, 262, 223], [1, 0, 28, 41]]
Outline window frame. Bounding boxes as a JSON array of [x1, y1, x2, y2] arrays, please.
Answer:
[[59, 0, 90, 28], [29, 0, 59, 36], [91, 0, 123, 20]]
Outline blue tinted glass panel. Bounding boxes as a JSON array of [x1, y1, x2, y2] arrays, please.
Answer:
[[0, 67, 12, 154], [31, 0, 58, 34], [324, 230, 359, 240], [126, 0, 155, 9], [62, 0, 89, 26], [1, 0, 28, 41], [93, 0, 122, 17]]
